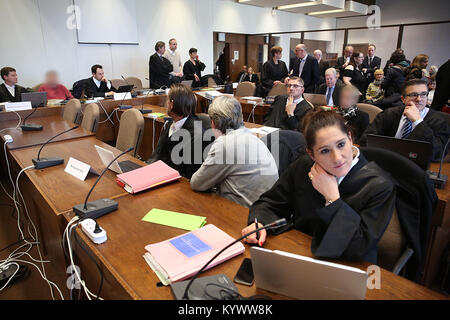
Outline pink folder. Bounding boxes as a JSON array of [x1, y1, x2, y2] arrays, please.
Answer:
[[116, 160, 181, 194], [144, 224, 245, 283]]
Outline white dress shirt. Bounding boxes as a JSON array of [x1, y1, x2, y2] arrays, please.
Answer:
[[4, 83, 15, 97], [92, 77, 111, 90], [299, 56, 307, 76], [394, 107, 430, 139], [168, 117, 188, 137]]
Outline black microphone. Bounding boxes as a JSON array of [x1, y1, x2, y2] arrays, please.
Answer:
[[73, 147, 134, 220], [428, 137, 450, 188], [21, 106, 43, 131], [32, 126, 79, 169], [176, 218, 288, 300]]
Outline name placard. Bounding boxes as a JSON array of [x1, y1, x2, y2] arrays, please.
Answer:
[[114, 92, 132, 101], [5, 101, 32, 112], [64, 157, 94, 181]]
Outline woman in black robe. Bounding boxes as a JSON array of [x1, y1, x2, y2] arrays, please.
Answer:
[[242, 110, 396, 263], [261, 46, 289, 94], [183, 48, 206, 88], [343, 51, 367, 102]]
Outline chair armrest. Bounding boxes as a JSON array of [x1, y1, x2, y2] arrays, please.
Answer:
[[392, 248, 414, 275]]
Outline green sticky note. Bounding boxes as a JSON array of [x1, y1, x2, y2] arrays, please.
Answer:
[[151, 113, 165, 118], [142, 209, 207, 231]]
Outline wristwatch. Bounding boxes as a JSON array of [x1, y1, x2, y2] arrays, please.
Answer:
[[325, 199, 337, 207]]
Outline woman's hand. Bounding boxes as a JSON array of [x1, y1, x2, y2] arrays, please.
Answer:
[[273, 80, 281, 86], [242, 223, 266, 246], [309, 163, 340, 203]]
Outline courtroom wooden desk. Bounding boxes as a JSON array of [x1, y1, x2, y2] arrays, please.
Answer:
[[0, 105, 64, 124], [63, 179, 447, 300]]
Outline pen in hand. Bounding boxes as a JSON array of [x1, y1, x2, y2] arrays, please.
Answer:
[[255, 218, 260, 246]]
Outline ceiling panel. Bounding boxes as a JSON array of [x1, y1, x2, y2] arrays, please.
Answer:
[[237, 0, 315, 7], [307, 1, 368, 18], [278, 0, 345, 13]]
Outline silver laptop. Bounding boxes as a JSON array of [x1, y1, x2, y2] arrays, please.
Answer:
[[250, 247, 368, 300], [181, 80, 193, 88], [94, 145, 141, 174], [21, 92, 47, 107]]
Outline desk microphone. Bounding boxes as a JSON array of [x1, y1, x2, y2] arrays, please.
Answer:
[[32, 126, 79, 169], [21, 105, 43, 131], [73, 147, 134, 220], [174, 218, 288, 300], [428, 137, 450, 188]]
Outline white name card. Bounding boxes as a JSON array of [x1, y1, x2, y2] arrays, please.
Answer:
[[5, 101, 32, 112], [64, 157, 97, 181], [114, 92, 132, 101]]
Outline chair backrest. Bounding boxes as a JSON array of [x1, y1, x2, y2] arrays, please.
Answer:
[[303, 93, 326, 108], [80, 103, 100, 132], [196, 113, 212, 130], [125, 77, 143, 91], [357, 103, 382, 123], [268, 83, 287, 97], [63, 99, 82, 123], [235, 81, 256, 97], [207, 77, 217, 88], [116, 108, 144, 157], [111, 79, 127, 90]]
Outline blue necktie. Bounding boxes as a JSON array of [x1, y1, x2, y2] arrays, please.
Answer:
[[402, 119, 412, 139], [326, 87, 334, 106]]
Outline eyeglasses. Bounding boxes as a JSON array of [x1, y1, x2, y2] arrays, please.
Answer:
[[404, 92, 428, 99], [287, 84, 303, 89]]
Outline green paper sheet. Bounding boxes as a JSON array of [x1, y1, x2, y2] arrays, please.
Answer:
[[150, 113, 165, 118], [142, 208, 207, 231]]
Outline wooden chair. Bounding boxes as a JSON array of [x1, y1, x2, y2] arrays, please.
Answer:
[[80, 103, 100, 132], [63, 99, 81, 124], [207, 77, 217, 88], [125, 77, 143, 91], [357, 103, 383, 123], [111, 79, 127, 90], [116, 108, 144, 158], [235, 81, 256, 97], [303, 93, 327, 108], [268, 83, 287, 97]]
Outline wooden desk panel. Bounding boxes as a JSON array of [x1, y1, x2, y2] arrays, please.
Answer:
[[0, 105, 64, 123], [65, 179, 447, 300], [0, 116, 94, 150], [9, 136, 139, 215]]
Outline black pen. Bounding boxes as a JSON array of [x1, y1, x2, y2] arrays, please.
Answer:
[[255, 218, 260, 243]]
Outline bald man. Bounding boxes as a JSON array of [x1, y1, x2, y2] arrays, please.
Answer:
[[289, 44, 320, 93], [335, 45, 354, 78]]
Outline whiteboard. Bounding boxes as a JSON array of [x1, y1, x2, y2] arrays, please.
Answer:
[[74, 0, 139, 44]]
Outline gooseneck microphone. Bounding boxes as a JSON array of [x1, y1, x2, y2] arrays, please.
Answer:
[[32, 126, 79, 169], [428, 137, 450, 188], [21, 106, 43, 131], [73, 147, 134, 220], [178, 218, 288, 300]]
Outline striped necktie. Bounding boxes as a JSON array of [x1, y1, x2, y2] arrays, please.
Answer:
[[401, 119, 412, 139]]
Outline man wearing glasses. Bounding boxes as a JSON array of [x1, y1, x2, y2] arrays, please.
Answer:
[[360, 79, 450, 161], [264, 76, 313, 130]]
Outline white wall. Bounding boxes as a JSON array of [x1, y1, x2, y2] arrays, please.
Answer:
[[0, 0, 336, 88]]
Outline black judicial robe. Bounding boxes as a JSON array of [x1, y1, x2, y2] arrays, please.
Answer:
[[183, 60, 206, 88], [360, 106, 450, 161], [264, 94, 313, 131], [261, 60, 288, 90], [0, 83, 29, 103], [72, 78, 117, 99], [248, 153, 396, 263], [149, 53, 173, 89]]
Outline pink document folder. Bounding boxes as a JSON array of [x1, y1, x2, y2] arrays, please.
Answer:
[[144, 224, 245, 283], [116, 160, 181, 194]]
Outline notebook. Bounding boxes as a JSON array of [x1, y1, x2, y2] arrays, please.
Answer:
[[143, 224, 245, 285], [116, 160, 181, 194], [142, 209, 207, 231]]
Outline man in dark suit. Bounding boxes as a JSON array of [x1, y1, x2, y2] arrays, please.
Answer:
[[335, 45, 354, 77], [315, 67, 342, 107], [362, 44, 382, 85], [313, 49, 330, 83], [149, 41, 173, 89], [243, 67, 259, 84], [72, 64, 117, 99], [236, 65, 248, 83], [0, 67, 29, 103], [289, 44, 320, 93], [360, 79, 450, 161]]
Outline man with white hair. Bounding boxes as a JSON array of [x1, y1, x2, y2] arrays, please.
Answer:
[[289, 44, 320, 93], [315, 68, 343, 107], [314, 49, 330, 84], [335, 45, 354, 77], [190, 96, 278, 208]]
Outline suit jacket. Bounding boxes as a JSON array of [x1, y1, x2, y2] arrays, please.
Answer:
[[381, 66, 405, 98], [362, 55, 382, 80], [315, 83, 342, 106], [289, 55, 320, 93], [264, 94, 313, 131], [72, 78, 117, 99], [149, 53, 173, 89], [249, 153, 396, 263], [344, 109, 370, 143], [431, 59, 450, 111], [243, 73, 259, 84], [360, 106, 450, 161], [0, 83, 29, 103], [147, 115, 210, 179], [335, 56, 350, 76], [318, 60, 330, 77]]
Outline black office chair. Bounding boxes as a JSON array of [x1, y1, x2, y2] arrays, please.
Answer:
[[261, 130, 306, 177], [361, 147, 438, 281]]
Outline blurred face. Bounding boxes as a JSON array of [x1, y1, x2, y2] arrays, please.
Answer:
[[3, 71, 18, 85], [308, 126, 354, 178], [375, 73, 384, 81], [429, 81, 436, 91], [93, 68, 104, 81], [169, 40, 177, 51], [248, 67, 253, 74], [339, 89, 358, 110], [243, 65, 248, 72], [295, 46, 307, 59], [345, 47, 354, 58], [45, 72, 59, 87], [190, 51, 198, 60], [402, 84, 429, 111], [368, 46, 375, 57], [420, 59, 429, 69], [287, 79, 304, 99], [355, 53, 364, 66], [274, 51, 282, 60], [313, 51, 322, 61], [325, 72, 337, 88], [157, 45, 166, 55]]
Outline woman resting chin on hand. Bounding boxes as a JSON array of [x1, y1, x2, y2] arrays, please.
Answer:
[[242, 110, 395, 263]]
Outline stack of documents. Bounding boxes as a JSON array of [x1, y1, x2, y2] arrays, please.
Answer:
[[249, 126, 279, 136], [205, 91, 223, 100], [142, 209, 207, 231], [143, 224, 245, 285]]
